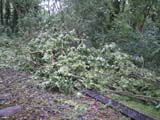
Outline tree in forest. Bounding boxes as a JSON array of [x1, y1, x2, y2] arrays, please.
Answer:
[[0, 0, 3, 25], [0, 0, 41, 33]]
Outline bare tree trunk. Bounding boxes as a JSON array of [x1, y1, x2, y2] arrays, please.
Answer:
[[5, 0, 11, 26], [0, 0, 3, 25], [12, 3, 18, 33]]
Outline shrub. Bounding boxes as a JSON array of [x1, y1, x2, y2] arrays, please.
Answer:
[[27, 30, 160, 103]]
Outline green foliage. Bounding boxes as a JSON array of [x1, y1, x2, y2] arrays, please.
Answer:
[[59, 0, 160, 74], [27, 29, 160, 106], [0, 34, 31, 71], [0, 0, 41, 34], [0, 0, 160, 114], [0, 35, 18, 68]]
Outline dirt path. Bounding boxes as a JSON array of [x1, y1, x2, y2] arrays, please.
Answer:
[[0, 68, 128, 120]]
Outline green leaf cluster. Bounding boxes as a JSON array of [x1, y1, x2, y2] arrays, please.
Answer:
[[27, 30, 160, 105]]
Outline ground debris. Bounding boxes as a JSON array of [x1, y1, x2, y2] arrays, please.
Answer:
[[0, 68, 128, 120]]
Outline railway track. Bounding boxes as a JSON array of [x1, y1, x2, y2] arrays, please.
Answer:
[[82, 90, 155, 120]]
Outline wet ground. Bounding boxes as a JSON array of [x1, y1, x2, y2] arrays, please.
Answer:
[[0, 68, 129, 120]]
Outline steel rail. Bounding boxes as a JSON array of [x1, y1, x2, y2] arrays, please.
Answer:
[[82, 90, 155, 120]]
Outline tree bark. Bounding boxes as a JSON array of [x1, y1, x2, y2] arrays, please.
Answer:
[[109, 0, 121, 29], [0, 0, 3, 25], [5, 0, 11, 25], [12, 3, 18, 33]]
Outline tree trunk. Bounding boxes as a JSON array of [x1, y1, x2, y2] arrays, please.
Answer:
[[121, 0, 126, 12], [5, 0, 11, 26], [0, 0, 3, 25], [138, 4, 152, 31], [112, 0, 120, 15], [12, 3, 18, 33], [109, 0, 121, 29]]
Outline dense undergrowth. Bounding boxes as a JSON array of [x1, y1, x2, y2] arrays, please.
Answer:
[[0, 25, 160, 120], [0, 0, 160, 118], [1, 25, 160, 112], [1, 28, 160, 109], [0, 34, 30, 70]]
